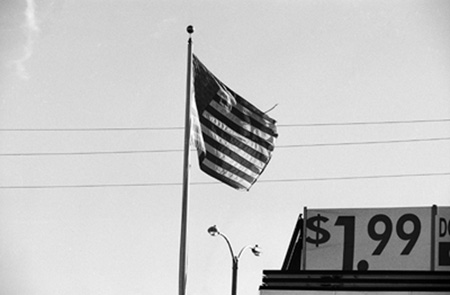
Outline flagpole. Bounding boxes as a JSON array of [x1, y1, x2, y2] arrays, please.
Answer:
[[179, 25, 194, 295]]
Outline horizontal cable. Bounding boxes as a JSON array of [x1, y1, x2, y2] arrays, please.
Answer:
[[0, 182, 180, 189], [0, 172, 449, 189], [0, 127, 182, 132], [258, 172, 450, 183], [278, 118, 450, 127], [278, 136, 450, 148], [0, 118, 449, 132], [0, 136, 449, 157], [0, 149, 182, 157]]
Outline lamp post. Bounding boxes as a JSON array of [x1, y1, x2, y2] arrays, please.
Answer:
[[207, 225, 261, 295]]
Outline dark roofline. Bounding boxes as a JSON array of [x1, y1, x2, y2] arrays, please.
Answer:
[[260, 270, 450, 292]]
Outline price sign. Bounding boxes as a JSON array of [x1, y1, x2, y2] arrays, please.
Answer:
[[304, 207, 433, 271], [436, 206, 450, 270]]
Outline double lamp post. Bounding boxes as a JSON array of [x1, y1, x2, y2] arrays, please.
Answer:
[[207, 225, 261, 295]]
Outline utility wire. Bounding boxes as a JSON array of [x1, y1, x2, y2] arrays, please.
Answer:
[[1, 136, 449, 157], [0, 172, 449, 189], [0, 118, 449, 132], [277, 136, 450, 149], [0, 127, 182, 132], [278, 118, 450, 127], [0, 149, 182, 157], [258, 172, 450, 183]]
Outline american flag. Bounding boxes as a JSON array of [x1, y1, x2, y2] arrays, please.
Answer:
[[191, 55, 278, 191]]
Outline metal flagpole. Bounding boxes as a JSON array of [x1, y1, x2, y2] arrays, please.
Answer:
[[179, 25, 194, 295]]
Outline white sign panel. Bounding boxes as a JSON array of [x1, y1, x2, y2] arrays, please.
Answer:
[[304, 207, 432, 271], [435, 206, 450, 270]]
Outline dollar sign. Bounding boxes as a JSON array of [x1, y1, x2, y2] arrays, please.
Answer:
[[306, 214, 331, 247]]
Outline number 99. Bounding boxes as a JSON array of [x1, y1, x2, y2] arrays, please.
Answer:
[[368, 214, 421, 256]]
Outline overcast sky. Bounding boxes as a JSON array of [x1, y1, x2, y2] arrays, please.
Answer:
[[0, 1, 449, 295]]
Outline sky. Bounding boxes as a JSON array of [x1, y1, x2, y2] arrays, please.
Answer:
[[0, 0, 449, 294]]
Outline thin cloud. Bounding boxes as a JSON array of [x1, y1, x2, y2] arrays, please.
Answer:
[[14, 0, 39, 79]]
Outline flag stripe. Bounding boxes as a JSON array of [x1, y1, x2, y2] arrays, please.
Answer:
[[190, 95, 206, 154], [205, 103, 274, 151], [226, 86, 277, 125], [202, 157, 253, 185], [201, 112, 270, 163], [220, 89, 278, 136], [210, 99, 276, 144], [203, 144, 258, 183], [200, 160, 250, 190], [202, 128, 264, 173]]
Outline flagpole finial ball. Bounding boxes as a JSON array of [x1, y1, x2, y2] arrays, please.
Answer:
[[187, 25, 194, 34]]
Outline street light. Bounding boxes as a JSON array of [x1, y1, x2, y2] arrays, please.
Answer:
[[207, 225, 261, 295]]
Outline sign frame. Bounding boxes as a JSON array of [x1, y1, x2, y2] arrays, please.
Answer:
[[301, 205, 449, 271]]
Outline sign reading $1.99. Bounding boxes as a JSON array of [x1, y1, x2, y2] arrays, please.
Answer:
[[304, 207, 433, 271]]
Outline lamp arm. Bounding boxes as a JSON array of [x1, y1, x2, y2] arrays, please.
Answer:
[[236, 245, 253, 260], [219, 233, 236, 262]]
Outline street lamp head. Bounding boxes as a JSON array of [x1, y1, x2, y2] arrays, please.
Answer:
[[207, 225, 220, 236], [251, 244, 262, 257]]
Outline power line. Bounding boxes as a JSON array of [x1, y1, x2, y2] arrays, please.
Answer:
[[278, 118, 450, 127], [0, 172, 449, 189], [0, 149, 182, 157], [0, 127, 182, 132], [258, 172, 450, 183], [0, 182, 180, 189], [278, 136, 450, 149], [1, 136, 449, 157], [0, 118, 449, 132]]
